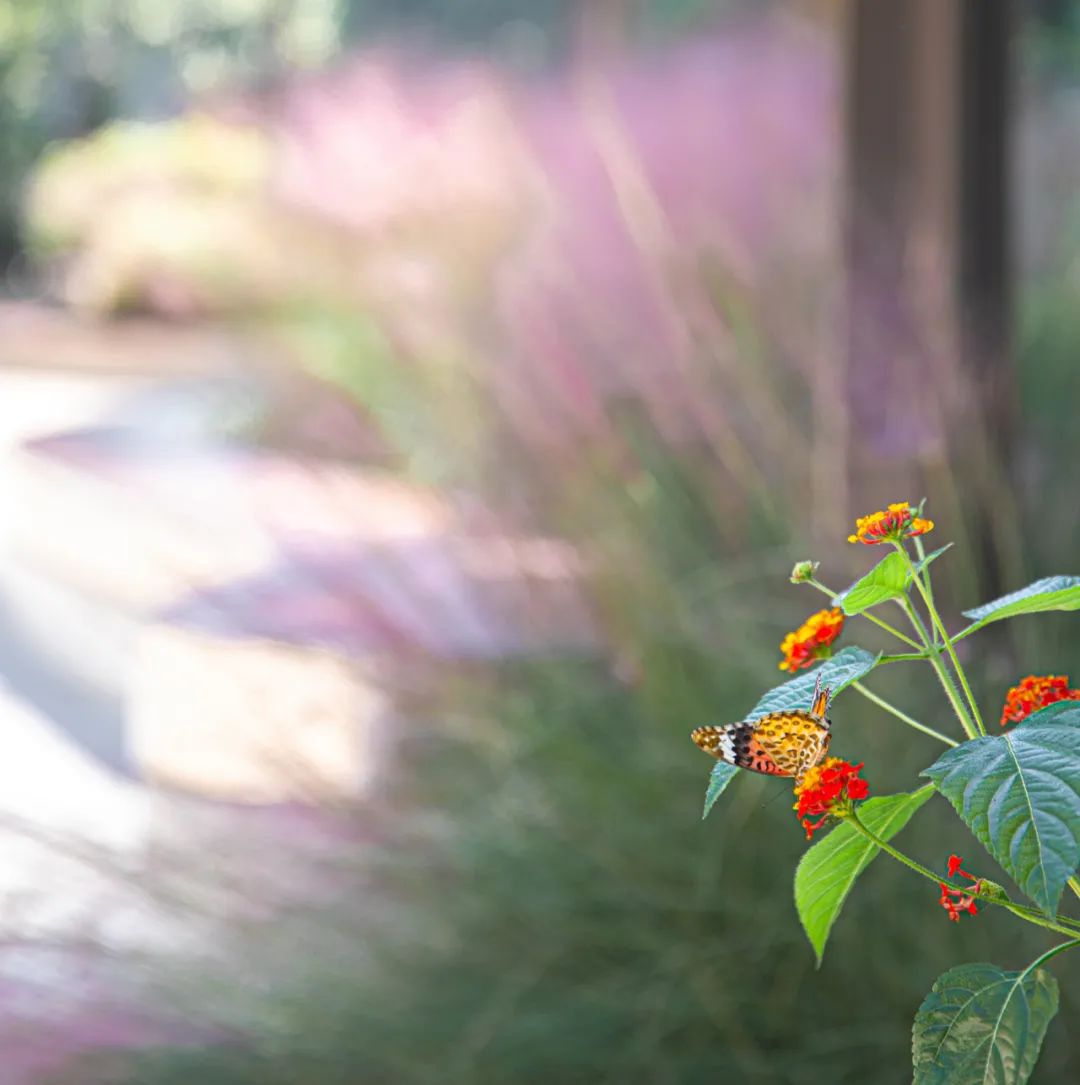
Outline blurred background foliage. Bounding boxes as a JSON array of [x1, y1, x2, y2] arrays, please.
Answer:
[[0, 0, 751, 261], [2, 1, 1080, 1084]]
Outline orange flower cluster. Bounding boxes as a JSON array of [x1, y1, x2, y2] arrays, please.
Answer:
[[939, 855, 981, 922], [1000, 674, 1080, 727], [793, 757, 869, 840], [779, 608, 845, 672], [847, 501, 934, 546]]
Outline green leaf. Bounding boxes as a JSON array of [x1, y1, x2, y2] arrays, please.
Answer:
[[702, 762, 738, 820], [960, 576, 1080, 634], [837, 533, 949, 618], [750, 647, 880, 716], [836, 539, 950, 618], [922, 713, 1080, 916], [837, 550, 910, 615], [914, 542, 954, 576], [912, 962, 1059, 1085], [794, 788, 933, 964]]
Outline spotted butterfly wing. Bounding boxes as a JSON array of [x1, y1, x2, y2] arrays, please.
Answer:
[[691, 675, 833, 785]]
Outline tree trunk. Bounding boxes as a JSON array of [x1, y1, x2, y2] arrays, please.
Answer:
[[844, 0, 1017, 594]]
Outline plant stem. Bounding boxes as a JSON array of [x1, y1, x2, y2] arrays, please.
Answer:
[[1068, 876, 1080, 905], [851, 681, 957, 746], [898, 593, 934, 645], [858, 612, 924, 651], [877, 652, 930, 665], [846, 808, 1080, 940], [896, 546, 986, 736], [1023, 938, 1080, 976], [1000, 903, 1080, 941], [844, 798, 945, 886], [806, 578, 922, 650], [911, 536, 940, 647], [898, 597, 978, 741]]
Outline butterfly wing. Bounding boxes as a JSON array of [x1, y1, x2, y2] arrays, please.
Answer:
[[810, 675, 832, 721], [691, 721, 786, 776], [691, 710, 830, 782]]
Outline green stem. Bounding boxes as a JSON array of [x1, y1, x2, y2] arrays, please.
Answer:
[[807, 578, 922, 650], [1022, 938, 1080, 976], [1069, 876, 1080, 905], [857, 611, 923, 651], [851, 681, 957, 746], [911, 536, 940, 647], [896, 546, 986, 736], [846, 808, 1080, 940], [877, 652, 930, 665], [898, 597, 978, 741], [897, 594, 934, 654], [1000, 903, 1080, 941]]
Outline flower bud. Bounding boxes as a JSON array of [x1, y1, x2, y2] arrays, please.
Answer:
[[790, 560, 819, 584]]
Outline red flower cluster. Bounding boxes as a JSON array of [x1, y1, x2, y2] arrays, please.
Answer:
[[847, 501, 934, 546], [1000, 675, 1080, 727], [939, 855, 981, 922], [779, 608, 845, 673], [793, 758, 869, 840]]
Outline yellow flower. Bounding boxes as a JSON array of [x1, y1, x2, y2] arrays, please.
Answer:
[[847, 501, 934, 545]]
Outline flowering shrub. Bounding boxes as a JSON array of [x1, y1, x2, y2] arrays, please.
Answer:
[[695, 501, 1080, 1084]]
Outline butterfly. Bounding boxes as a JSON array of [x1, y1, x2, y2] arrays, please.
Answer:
[[691, 672, 833, 786]]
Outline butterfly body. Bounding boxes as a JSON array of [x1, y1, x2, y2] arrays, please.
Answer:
[[691, 675, 833, 786]]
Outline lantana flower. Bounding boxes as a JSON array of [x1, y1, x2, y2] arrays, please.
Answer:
[[939, 854, 981, 921], [779, 608, 845, 672], [847, 501, 934, 545], [793, 758, 869, 840], [1000, 674, 1080, 727]]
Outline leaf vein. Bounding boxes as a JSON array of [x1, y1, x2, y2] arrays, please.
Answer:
[[1004, 733, 1052, 908]]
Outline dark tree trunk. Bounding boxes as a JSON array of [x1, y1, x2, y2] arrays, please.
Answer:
[[844, 0, 1017, 595]]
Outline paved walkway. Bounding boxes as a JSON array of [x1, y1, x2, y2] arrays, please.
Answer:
[[0, 329, 357, 1079]]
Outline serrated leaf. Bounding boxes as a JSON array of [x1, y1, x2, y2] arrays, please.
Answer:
[[795, 787, 933, 964], [837, 550, 910, 615], [922, 713, 1080, 916], [912, 961, 1058, 1085], [750, 647, 880, 716], [701, 762, 739, 820], [959, 575, 1080, 635]]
